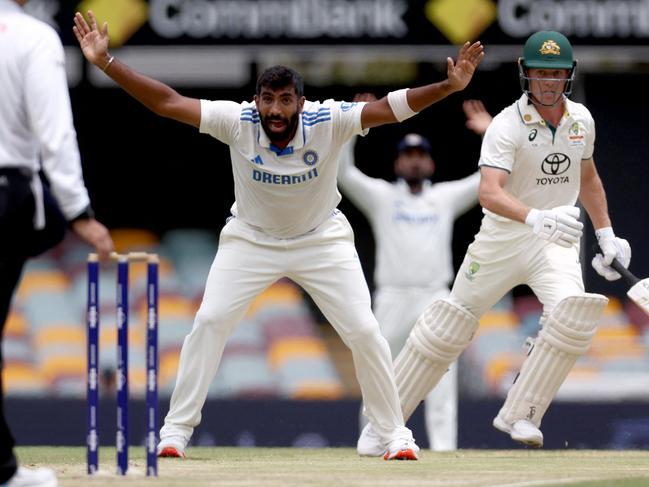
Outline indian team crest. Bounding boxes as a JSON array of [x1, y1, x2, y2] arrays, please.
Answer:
[[465, 261, 481, 281], [303, 150, 319, 166], [539, 40, 561, 56]]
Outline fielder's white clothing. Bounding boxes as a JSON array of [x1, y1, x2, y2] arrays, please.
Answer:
[[453, 93, 595, 316], [161, 99, 413, 447], [0, 0, 90, 220], [338, 138, 479, 450]]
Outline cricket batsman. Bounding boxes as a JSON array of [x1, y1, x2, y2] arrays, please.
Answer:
[[359, 30, 631, 450]]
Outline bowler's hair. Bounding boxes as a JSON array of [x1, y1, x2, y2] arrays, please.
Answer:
[[256, 65, 304, 97]]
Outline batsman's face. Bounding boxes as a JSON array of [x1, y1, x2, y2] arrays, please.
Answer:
[[528, 68, 569, 106], [255, 86, 305, 146], [394, 148, 434, 182]]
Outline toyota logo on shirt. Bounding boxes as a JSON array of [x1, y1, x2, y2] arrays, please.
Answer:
[[541, 153, 571, 175]]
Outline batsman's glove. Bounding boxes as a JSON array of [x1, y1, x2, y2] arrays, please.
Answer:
[[525, 206, 583, 248], [592, 227, 631, 281]]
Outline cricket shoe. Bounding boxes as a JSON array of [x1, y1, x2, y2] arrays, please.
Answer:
[[157, 436, 187, 458], [3, 467, 57, 487], [493, 416, 543, 448], [357, 423, 385, 457], [384, 437, 420, 461]]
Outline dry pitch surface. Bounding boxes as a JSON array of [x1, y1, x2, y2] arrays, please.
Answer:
[[14, 446, 649, 487]]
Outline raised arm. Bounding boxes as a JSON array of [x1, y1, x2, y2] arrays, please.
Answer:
[[73, 11, 200, 127], [463, 99, 492, 136], [360, 41, 484, 129]]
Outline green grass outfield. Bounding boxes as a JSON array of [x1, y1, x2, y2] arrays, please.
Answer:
[[14, 446, 649, 487]]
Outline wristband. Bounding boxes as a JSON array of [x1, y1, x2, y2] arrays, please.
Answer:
[[595, 226, 614, 241], [387, 88, 417, 122], [525, 208, 540, 226]]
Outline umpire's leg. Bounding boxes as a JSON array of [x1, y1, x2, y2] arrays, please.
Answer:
[[0, 257, 26, 483]]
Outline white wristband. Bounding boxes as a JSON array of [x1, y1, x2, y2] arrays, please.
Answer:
[[387, 88, 418, 122], [525, 208, 540, 227], [595, 226, 614, 241]]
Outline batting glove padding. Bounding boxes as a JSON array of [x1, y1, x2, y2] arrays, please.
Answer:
[[525, 206, 583, 248], [592, 227, 631, 281]]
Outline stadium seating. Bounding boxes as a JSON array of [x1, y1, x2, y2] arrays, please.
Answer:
[[4, 229, 344, 401], [462, 293, 649, 401], [5, 228, 648, 403]]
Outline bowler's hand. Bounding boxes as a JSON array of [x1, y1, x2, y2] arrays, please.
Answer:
[[463, 99, 492, 136], [447, 41, 484, 93], [71, 218, 114, 260], [73, 11, 110, 68]]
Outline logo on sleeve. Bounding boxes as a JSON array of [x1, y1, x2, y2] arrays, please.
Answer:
[[303, 150, 319, 166]]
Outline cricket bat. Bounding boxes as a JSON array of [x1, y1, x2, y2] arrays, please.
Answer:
[[609, 258, 649, 317]]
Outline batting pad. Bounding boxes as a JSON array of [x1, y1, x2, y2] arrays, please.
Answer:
[[394, 299, 478, 420], [498, 293, 608, 427]]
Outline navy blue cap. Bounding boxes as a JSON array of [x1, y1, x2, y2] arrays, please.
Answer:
[[397, 133, 432, 154]]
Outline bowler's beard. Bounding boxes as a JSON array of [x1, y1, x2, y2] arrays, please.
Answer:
[[404, 176, 425, 186], [261, 111, 300, 144]]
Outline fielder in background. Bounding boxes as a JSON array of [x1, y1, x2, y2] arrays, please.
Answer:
[[0, 1, 114, 486], [338, 99, 492, 453], [73, 10, 483, 461], [358, 30, 631, 452]]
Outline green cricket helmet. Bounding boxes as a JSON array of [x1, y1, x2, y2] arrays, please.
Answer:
[[518, 31, 577, 104]]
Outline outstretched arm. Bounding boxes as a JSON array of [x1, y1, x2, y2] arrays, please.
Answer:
[[463, 99, 492, 136], [73, 11, 200, 127], [360, 41, 484, 129]]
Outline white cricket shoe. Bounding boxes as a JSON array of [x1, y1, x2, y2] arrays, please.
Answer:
[[157, 435, 187, 458], [4, 467, 57, 487], [357, 423, 385, 457], [384, 437, 420, 461], [493, 416, 544, 447]]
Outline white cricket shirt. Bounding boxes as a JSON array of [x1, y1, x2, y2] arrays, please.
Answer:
[[338, 139, 479, 289], [200, 98, 367, 238], [0, 0, 90, 219], [479, 94, 595, 222]]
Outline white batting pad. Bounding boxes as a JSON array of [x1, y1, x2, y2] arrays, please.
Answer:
[[628, 279, 649, 316], [497, 293, 608, 427], [394, 300, 478, 420]]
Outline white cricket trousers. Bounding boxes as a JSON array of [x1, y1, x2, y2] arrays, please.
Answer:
[[373, 286, 457, 451], [160, 211, 411, 444], [450, 216, 584, 318]]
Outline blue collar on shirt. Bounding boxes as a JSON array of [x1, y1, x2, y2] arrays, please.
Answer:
[[269, 145, 294, 156]]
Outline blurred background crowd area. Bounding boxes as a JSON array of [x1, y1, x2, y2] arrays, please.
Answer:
[[6, 228, 649, 404], [8, 0, 649, 404]]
